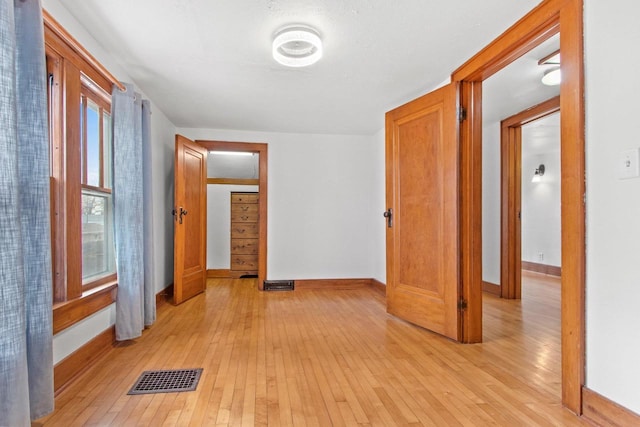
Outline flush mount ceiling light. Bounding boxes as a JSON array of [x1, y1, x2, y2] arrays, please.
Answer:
[[542, 67, 562, 86], [539, 49, 561, 86], [272, 26, 322, 67]]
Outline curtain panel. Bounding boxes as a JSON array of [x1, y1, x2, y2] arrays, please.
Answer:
[[112, 84, 155, 341], [0, 0, 54, 424]]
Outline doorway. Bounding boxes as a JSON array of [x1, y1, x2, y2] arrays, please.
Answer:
[[500, 100, 561, 299], [194, 140, 268, 290], [453, 0, 584, 413]]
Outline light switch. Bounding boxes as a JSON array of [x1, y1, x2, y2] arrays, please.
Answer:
[[619, 148, 640, 179]]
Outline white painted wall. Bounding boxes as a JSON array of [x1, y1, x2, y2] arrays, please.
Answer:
[[43, 1, 177, 363], [585, 0, 640, 414], [482, 122, 502, 285], [371, 127, 387, 284], [179, 128, 382, 281], [520, 128, 561, 267], [207, 184, 259, 269]]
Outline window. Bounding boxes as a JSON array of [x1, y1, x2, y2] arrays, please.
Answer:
[[80, 80, 116, 287], [44, 11, 120, 332]]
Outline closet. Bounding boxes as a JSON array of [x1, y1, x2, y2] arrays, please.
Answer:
[[230, 192, 259, 277]]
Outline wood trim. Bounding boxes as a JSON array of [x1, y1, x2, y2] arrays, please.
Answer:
[[53, 283, 117, 335], [207, 269, 231, 278], [370, 279, 386, 296], [54, 326, 115, 395], [295, 278, 372, 290], [47, 53, 66, 303], [459, 80, 483, 343], [43, 10, 125, 91], [502, 96, 561, 128], [522, 261, 561, 277], [539, 49, 561, 66], [156, 284, 174, 308], [482, 281, 501, 296], [64, 63, 83, 300], [452, 0, 565, 81], [582, 387, 640, 427], [558, 0, 586, 413], [196, 140, 268, 290], [452, 0, 584, 414], [501, 96, 560, 300], [207, 178, 259, 186]]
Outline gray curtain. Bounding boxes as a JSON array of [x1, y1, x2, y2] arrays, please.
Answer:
[[0, 0, 54, 425], [112, 83, 155, 341]]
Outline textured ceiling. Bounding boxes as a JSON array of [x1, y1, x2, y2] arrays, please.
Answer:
[[57, 0, 542, 135]]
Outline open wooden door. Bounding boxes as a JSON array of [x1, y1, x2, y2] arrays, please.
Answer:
[[173, 134, 207, 304], [385, 83, 460, 341]]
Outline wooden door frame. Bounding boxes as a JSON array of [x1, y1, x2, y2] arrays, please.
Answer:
[[501, 96, 560, 300], [452, 0, 584, 414], [196, 140, 268, 291]]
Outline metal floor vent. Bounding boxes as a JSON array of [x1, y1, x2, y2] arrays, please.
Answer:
[[127, 368, 203, 395], [263, 280, 295, 291]]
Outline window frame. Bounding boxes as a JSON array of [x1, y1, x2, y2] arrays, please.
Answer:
[[44, 11, 121, 333]]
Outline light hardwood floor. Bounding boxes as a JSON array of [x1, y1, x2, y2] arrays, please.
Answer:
[[37, 272, 588, 426]]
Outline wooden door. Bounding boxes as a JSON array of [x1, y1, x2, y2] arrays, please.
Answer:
[[173, 135, 207, 304], [385, 83, 460, 341]]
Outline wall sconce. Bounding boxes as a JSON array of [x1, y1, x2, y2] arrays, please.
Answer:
[[532, 164, 545, 183]]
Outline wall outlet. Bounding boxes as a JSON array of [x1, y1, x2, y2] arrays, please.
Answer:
[[619, 148, 640, 179], [538, 252, 544, 262]]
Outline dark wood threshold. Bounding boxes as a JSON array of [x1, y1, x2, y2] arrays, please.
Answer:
[[482, 281, 501, 296], [522, 261, 561, 277], [582, 387, 640, 426], [53, 282, 117, 334]]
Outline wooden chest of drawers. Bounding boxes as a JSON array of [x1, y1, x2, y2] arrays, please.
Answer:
[[230, 192, 259, 277]]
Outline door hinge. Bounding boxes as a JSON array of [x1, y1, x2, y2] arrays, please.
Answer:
[[458, 299, 468, 310], [458, 107, 467, 122]]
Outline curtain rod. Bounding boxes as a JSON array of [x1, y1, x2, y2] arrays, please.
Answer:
[[42, 9, 126, 92]]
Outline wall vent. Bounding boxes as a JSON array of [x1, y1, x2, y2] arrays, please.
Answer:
[[263, 280, 295, 291]]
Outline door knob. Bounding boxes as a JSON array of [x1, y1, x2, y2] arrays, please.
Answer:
[[383, 208, 393, 228], [172, 207, 188, 224]]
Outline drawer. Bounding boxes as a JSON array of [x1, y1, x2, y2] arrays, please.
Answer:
[[231, 254, 258, 271], [231, 223, 259, 239], [231, 193, 259, 204], [231, 203, 259, 215], [231, 238, 258, 254], [231, 211, 258, 223]]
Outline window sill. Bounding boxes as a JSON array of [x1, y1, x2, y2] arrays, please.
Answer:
[[53, 281, 117, 335]]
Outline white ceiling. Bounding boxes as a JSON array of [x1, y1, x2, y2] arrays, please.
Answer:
[[58, 0, 543, 135], [484, 33, 560, 156]]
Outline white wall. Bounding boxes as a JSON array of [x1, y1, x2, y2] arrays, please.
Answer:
[[371, 127, 387, 284], [520, 135, 561, 267], [43, 1, 177, 363], [585, 0, 640, 414], [207, 184, 259, 269], [482, 122, 502, 285], [179, 128, 382, 281]]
